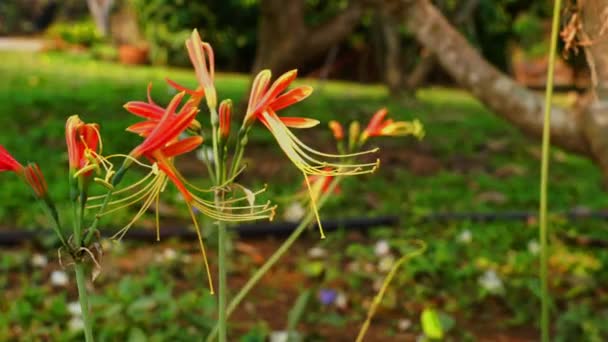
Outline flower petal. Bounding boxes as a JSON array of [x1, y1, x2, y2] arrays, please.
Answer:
[[280, 116, 320, 129], [161, 136, 203, 158], [364, 107, 388, 135], [0, 145, 22, 172], [126, 121, 158, 137], [270, 86, 313, 112], [124, 101, 164, 121], [166, 78, 204, 97], [246, 69, 272, 118], [253, 69, 298, 114]]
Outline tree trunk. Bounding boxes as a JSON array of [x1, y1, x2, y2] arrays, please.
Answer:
[[397, 0, 608, 178], [380, 8, 405, 95], [86, 0, 114, 36], [252, 0, 364, 74]]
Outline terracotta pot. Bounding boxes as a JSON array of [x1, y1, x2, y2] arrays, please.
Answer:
[[118, 44, 148, 65]]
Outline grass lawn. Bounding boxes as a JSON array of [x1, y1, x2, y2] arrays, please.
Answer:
[[1, 51, 608, 340]]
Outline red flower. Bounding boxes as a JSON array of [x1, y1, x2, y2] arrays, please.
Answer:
[[128, 92, 199, 159], [65, 115, 100, 175], [244, 69, 317, 128], [361, 108, 424, 142], [0, 145, 23, 173], [124, 83, 201, 136]]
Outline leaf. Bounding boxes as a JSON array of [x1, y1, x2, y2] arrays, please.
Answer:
[[421, 308, 443, 340]]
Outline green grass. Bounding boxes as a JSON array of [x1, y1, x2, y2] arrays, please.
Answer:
[[2, 51, 608, 340]]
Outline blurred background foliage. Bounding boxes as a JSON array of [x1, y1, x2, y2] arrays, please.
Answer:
[[0, 0, 567, 78]]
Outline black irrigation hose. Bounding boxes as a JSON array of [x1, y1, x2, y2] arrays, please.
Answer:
[[0, 216, 399, 247], [2, 209, 608, 246]]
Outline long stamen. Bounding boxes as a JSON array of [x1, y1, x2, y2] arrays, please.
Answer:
[[111, 176, 166, 240], [88, 171, 155, 201], [304, 172, 325, 239], [186, 203, 215, 294], [264, 114, 379, 175]]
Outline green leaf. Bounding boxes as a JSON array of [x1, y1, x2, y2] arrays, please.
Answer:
[[421, 308, 443, 340]]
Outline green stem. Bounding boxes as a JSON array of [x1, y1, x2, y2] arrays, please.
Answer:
[[217, 220, 228, 342], [228, 127, 250, 179], [83, 189, 113, 246], [74, 262, 94, 342], [206, 178, 340, 342], [539, 1, 562, 341]]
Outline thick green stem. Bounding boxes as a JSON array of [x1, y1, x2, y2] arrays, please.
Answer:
[[217, 220, 228, 342], [74, 263, 94, 342], [539, 1, 562, 341], [206, 179, 340, 342]]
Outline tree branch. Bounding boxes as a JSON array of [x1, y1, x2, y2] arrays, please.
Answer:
[[398, 0, 591, 156]]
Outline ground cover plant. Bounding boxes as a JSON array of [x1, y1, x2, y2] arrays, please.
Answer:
[[2, 26, 608, 340]]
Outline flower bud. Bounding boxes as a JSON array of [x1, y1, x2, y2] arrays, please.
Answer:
[[328, 120, 344, 140], [24, 163, 48, 199], [219, 99, 232, 139]]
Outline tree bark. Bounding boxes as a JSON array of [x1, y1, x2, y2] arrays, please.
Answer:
[[86, 0, 114, 36], [252, 0, 365, 74], [397, 0, 608, 174]]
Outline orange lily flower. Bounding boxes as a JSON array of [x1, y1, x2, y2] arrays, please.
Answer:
[[65, 115, 101, 178], [361, 108, 424, 143], [0, 145, 23, 173], [244, 69, 317, 129], [243, 69, 378, 178], [242, 70, 379, 238]]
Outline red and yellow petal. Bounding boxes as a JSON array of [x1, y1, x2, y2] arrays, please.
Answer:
[[280, 116, 320, 129], [253, 69, 298, 114], [364, 107, 388, 136], [269, 86, 313, 112], [151, 151, 193, 202], [246, 69, 272, 118]]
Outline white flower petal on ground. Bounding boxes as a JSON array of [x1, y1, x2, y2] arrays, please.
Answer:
[[528, 239, 540, 255], [31, 253, 48, 268], [398, 318, 412, 331], [68, 317, 84, 331], [283, 202, 305, 222], [374, 240, 391, 257], [269, 331, 289, 342], [50, 270, 69, 287], [307, 246, 327, 259], [335, 292, 348, 310], [378, 255, 395, 273], [478, 269, 504, 294], [67, 302, 82, 316], [457, 229, 472, 244]]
